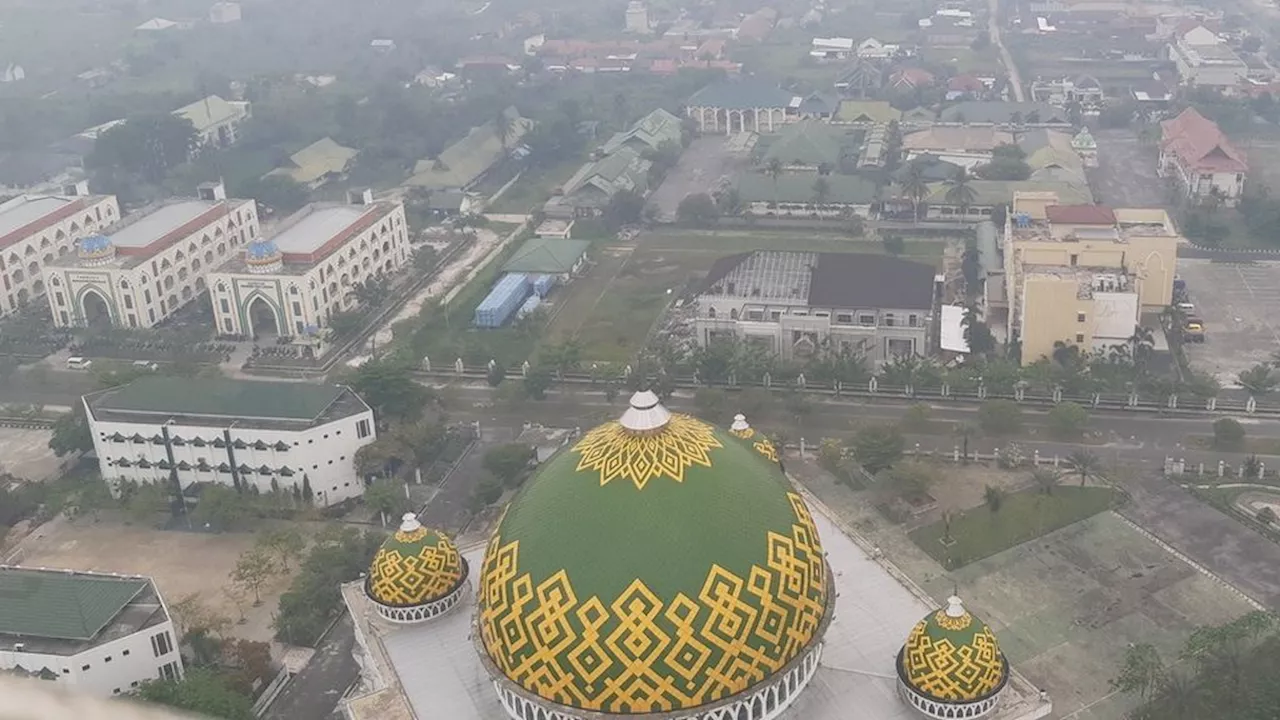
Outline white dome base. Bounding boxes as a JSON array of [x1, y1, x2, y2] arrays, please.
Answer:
[[492, 640, 824, 720], [370, 580, 467, 624], [898, 680, 1002, 720]]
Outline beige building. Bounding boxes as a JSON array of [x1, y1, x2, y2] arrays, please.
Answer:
[[999, 193, 1179, 365], [0, 182, 119, 315]]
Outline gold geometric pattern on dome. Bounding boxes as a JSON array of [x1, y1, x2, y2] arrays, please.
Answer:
[[368, 539, 463, 607], [478, 492, 828, 713], [933, 609, 973, 631], [902, 619, 1005, 702], [394, 525, 429, 543], [729, 426, 754, 439], [572, 413, 723, 489]]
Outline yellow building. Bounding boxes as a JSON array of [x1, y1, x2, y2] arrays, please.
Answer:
[[998, 192, 1179, 365]]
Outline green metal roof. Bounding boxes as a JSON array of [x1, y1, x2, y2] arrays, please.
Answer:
[[687, 78, 793, 110], [736, 171, 879, 205], [758, 121, 859, 167], [0, 569, 147, 641], [834, 100, 902, 124], [501, 237, 591, 274], [601, 109, 684, 155], [917, 179, 1092, 206], [93, 377, 347, 421]]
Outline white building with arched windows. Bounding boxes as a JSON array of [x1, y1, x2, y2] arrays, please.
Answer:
[[205, 190, 408, 338], [0, 182, 119, 316], [44, 182, 259, 329]]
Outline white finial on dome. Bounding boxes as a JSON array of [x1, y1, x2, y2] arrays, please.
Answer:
[[399, 513, 422, 533], [619, 390, 671, 432], [945, 595, 967, 618], [731, 414, 751, 432]]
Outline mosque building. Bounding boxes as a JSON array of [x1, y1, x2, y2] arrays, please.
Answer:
[[338, 392, 1052, 720]]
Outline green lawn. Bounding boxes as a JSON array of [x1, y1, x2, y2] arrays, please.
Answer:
[[486, 157, 585, 215], [909, 486, 1118, 568]]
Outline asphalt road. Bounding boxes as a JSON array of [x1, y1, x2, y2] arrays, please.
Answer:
[[265, 614, 359, 720]]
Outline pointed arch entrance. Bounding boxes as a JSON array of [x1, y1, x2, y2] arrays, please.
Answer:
[[80, 288, 112, 328], [246, 295, 281, 339]]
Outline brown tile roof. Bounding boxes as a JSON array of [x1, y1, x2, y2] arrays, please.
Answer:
[[1045, 204, 1116, 225], [1159, 107, 1248, 173]]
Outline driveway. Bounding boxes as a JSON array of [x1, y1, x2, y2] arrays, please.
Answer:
[[648, 136, 752, 222], [1088, 129, 1165, 207]]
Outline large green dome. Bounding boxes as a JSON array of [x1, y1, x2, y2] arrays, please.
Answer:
[[477, 393, 829, 714]]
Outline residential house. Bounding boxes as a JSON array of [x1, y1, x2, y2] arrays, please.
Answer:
[[920, 15, 980, 48], [625, 1, 651, 34], [686, 79, 795, 134], [172, 95, 250, 149], [600, 108, 683, 155], [426, 190, 473, 218], [406, 108, 533, 190], [834, 59, 883, 99], [733, 172, 879, 219], [946, 74, 987, 100], [757, 121, 860, 171], [1131, 76, 1174, 105], [737, 8, 778, 42], [552, 146, 651, 215], [1169, 24, 1247, 90], [1159, 107, 1248, 205], [856, 38, 900, 60], [939, 101, 1070, 125], [888, 67, 937, 90], [694, 251, 936, 364], [265, 137, 358, 189], [501, 237, 591, 280], [903, 179, 1092, 221], [208, 1, 241, 23], [901, 126, 1015, 168], [1028, 75, 1105, 114], [1000, 194, 1179, 364], [795, 93, 839, 120], [811, 37, 855, 60], [1020, 128, 1089, 188], [834, 100, 901, 125]]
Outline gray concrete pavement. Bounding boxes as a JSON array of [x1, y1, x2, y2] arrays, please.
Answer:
[[265, 614, 359, 720], [1178, 260, 1280, 386], [1088, 130, 1164, 207]]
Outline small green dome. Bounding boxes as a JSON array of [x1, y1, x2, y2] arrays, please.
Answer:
[[366, 514, 464, 607], [899, 596, 1008, 703], [478, 393, 829, 714]]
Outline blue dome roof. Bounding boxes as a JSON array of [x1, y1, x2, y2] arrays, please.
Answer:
[[79, 234, 112, 253], [246, 240, 281, 260]]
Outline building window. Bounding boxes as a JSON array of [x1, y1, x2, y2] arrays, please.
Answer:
[[858, 314, 875, 326], [292, 302, 302, 316], [104, 656, 112, 663], [1075, 333, 1085, 343], [908, 314, 919, 327], [54, 292, 64, 306], [159, 662, 180, 681], [144, 289, 152, 304], [219, 298, 230, 314], [357, 419, 371, 439], [151, 631, 173, 657], [124, 295, 133, 310], [1069, 254, 1078, 267], [122, 650, 130, 657], [59, 311, 68, 325], [884, 313, 895, 327], [746, 309, 763, 321], [707, 307, 716, 319], [81, 664, 90, 671], [1077, 312, 1086, 322], [835, 313, 853, 324]]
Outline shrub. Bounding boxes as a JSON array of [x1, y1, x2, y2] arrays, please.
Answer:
[[1213, 418, 1246, 450], [978, 400, 1022, 435]]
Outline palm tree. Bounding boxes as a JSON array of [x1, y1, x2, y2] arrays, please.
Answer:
[[954, 422, 977, 464], [900, 162, 929, 222], [1128, 325, 1155, 369], [1065, 449, 1100, 486], [811, 176, 831, 218], [764, 158, 784, 215], [944, 167, 977, 219], [493, 109, 515, 160], [983, 485, 1005, 513], [1031, 468, 1060, 495]]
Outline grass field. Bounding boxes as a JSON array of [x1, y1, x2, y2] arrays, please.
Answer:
[[547, 229, 949, 362], [909, 485, 1118, 568], [485, 156, 585, 215]]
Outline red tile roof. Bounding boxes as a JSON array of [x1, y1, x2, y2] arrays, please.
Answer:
[[948, 74, 984, 92], [1045, 205, 1117, 225], [0, 198, 88, 250], [1159, 107, 1248, 173], [890, 67, 936, 88]]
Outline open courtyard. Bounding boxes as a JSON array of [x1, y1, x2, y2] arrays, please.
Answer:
[[792, 457, 1259, 720]]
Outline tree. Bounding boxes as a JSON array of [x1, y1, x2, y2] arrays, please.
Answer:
[[273, 526, 384, 645], [90, 114, 197, 182], [603, 188, 645, 230], [1260, 506, 1278, 525], [486, 363, 507, 387], [363, 478, 409, 526], [232, 175, 309, 215], [850, 423, 905, 474], [48, 405, 93, 457], [976, 157, 1031, 181], [961, 306, 996, 354], [900, 161, 929, 221], [344, 360, 431, 426], [523, 366, 553, 399], [1047, 402, 1089, 439], [1054, 451, 1096, 488], [978, 399, 1022, 435], [954, 422, 977, 463], [1238, 363, 1278, 396], [1031, 468, 1060, 495], [493, 108, 515, 159], [483, 444, 534, 487], [693, 387, 729, 422], [676, 192, 719, 227], [230, 548, 277, 606], [191, 485, 248, 532], [134, 668, 254, 720], [764, 158, 784, 213], [810, 176, 831, 216], [884, 460, 936, 496], [126, 482, 171, 526], [882, 234, 906, 255], [944, 166, 977, 216], [983, 484, 1005, 513], [1213, 417, 1246, 450], [900, 403, 932, 433], [1112, 643, 1166, 700]]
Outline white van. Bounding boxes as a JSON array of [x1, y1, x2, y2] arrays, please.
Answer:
[[65, 357, 92, 370], [131, 360, 159, 371]]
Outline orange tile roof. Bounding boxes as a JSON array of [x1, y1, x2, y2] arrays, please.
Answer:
[[1159, 107, 1248, 173]]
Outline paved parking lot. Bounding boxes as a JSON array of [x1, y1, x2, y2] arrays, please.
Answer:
[[1088, 130, 1165, 207], [1178, 260, 1280, 384], [648, 135, 752, 221]]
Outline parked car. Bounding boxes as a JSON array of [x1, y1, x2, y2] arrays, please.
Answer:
[[65, 357, 92, 370]]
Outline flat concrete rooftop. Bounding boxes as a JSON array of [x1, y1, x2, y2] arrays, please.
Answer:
[[269, 205, 368, 255]]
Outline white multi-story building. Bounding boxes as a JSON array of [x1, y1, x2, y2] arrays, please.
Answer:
[[0, 566, 182, 698], [45, 181, 259, 329], [1169, 25, 1247, 90], [624, 1, 650, 33], [0, 182, 119, 315], [85, 376, 378, 508], [206, 190, 408, 338]]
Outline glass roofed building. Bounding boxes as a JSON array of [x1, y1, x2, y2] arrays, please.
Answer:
[[339, 394, 1053, 720]]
